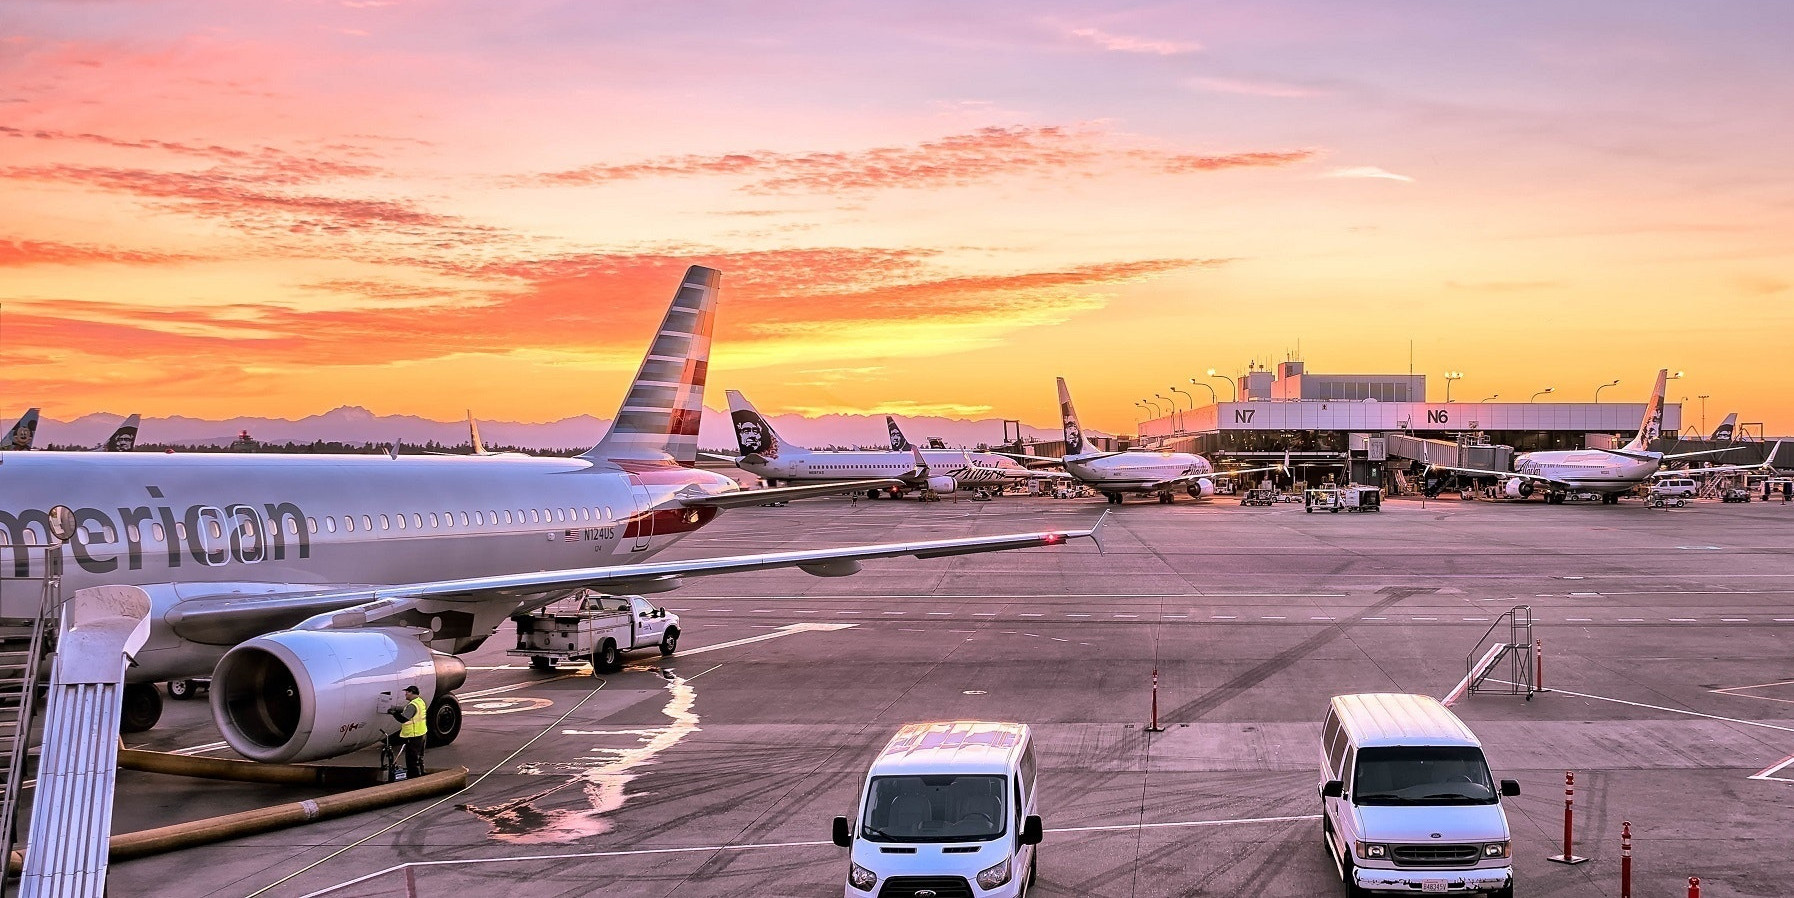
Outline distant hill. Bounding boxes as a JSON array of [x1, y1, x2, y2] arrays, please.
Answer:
[[21, 406, 1073, 452]]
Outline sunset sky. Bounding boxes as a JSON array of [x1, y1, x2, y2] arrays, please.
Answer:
[[3, 1, 1791, 435]]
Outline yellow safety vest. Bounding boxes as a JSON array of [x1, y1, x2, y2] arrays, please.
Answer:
[[400, 696, 428, 738]]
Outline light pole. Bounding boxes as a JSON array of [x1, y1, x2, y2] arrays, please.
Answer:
[[1443, 371, 1463, 403], [1206, 368, 1237, 401], [1480, 394, 1499, 403], [1155, 394, 1180, 432], [1142, 397, 1165, 417], [1530, 387, 1555, 403], [1187, 378, 1217, 405], [1697, 394, 1709, 434], [1134, 401, 1151, 428], [1169, 387, 1194, 433], [1594, 378, 1620, 402]]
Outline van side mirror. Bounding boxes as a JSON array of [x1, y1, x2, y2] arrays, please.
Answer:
[[1321, 780, 1344, 798], [1500, 779, 1520, 797], [1020, 815, 1043, 845], [832, 816, 852, 847]]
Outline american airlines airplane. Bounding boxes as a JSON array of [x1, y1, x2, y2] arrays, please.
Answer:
[[1008, 378, 1277, 504], [1, 408, 39, 450], [0, 266, 1095, 765], [718, 391, 1024, 498], [1429, 369, 1770, 504]]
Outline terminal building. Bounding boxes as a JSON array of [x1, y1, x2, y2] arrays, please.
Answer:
[[1129, 361, 1783, 490]]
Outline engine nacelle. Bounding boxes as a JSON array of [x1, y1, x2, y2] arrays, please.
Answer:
[[211, 627, 467, 763], [1504, 479, 1534, 499], [1186, 478, 1216, 499], [925, 475, 958, 493]]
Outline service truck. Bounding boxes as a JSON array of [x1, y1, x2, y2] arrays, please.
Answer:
[[510, 593, 680, 673]]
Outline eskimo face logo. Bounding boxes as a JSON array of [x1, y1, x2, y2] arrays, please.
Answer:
[[1063, 418, 1082, 453], [731, 410, 776, 457], [887, 420, 906, 450], [110, 430, 137, 452]]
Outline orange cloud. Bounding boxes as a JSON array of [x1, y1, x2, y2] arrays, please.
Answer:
[[0, 239, 192, 267], [1161, 149, 1318, 172]]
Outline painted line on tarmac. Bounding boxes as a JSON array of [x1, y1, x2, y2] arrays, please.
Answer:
[[1749, 753, 1794, 783], [1490, 681, 1794, 735], [296, 813, 1322, 895]]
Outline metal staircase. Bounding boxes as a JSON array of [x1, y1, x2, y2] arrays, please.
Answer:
[[0, 547, 62, 894], [1461, 605, 1537, 699]]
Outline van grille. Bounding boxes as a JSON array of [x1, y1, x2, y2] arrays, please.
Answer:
[[877, 875, 974, 898], [1392, 844, 1480, 866]]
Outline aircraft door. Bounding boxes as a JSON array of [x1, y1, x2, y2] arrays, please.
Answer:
[[628, 480, 654, 551]]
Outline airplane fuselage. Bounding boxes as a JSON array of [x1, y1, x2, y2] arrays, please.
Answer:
[[1066, 451, 1214, 493], [738, 449, 1020, 487], [1512, 449, 1662, 494], [0, 451, 736, 680]]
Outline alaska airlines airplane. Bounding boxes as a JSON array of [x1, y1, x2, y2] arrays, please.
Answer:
[[2, 408, 39, 450], [102, 413, 139, 451], [718, 391, 1023, 498], [0, 266, 1095, 764], [1431, 369, 1769, 504], [1008, 378, 1277, 504]]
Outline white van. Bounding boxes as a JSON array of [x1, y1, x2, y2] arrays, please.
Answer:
[[1320, 694, 1518, 897], [1656, 478, 1698, 499], [833, 721, 1043, 898]]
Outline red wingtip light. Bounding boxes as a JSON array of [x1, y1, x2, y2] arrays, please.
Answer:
[[1043, 533, 1064, 545]]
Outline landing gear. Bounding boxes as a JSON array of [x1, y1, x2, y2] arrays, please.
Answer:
[[1103, 492, 1123, 504], [121, 682, 163, 733], [1601, 493, 1621, 505], [165, 678, 204, 701], [1546, 492, 1565, 505], [425, 693, 462, 747], [1157, 491, 1174, 504], [867, 488, 882, 500]]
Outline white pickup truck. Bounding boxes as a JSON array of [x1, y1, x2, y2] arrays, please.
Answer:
[[509, 593, 681, 673]]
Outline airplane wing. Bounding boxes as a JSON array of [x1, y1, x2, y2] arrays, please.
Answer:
[[995, 451, 1065, 466], [1137, 464, 1284, 492], [1660, 446, 1749, 461], [697, 451, 743, 465], [679, 479, 903, 508], [1425, 463, 1576, 491], [1652, 443, 1782, 477], [163, 519, 1104, 644]]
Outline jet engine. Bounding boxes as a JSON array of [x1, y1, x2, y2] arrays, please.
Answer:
[[1503, 479, 1534, 499], [925, 476, 958, 493], [1186, 478, 1217, 499], [210, 627, 466, 763]]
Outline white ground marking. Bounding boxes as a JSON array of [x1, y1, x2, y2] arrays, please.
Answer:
[[662, 623, 858, 659], [1750, 753, 1794, 784], [296, 813, 1322, 896], [1490, 681, 1794, 736]]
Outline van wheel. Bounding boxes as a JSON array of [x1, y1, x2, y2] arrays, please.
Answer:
[[1493, 886, 1512, 898], [1341, 856, 1369, 898]]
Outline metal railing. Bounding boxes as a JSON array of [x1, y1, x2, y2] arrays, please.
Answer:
[[1464, 604, 1537, 698], [0, 548, 63, 897]]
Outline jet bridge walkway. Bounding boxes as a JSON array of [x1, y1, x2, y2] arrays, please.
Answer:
[[1381, 433, 1513, 473]]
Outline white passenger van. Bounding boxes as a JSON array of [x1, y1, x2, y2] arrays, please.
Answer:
[[1320, 694, 1519, 897], [833, 721, 1043, 898], [1656, 478, 1698, 499]]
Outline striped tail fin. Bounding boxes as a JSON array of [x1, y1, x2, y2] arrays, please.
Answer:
[[585, 266, 720, 464]]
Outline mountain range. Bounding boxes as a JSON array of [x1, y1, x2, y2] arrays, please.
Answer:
[[19, 406, 1073, 452]]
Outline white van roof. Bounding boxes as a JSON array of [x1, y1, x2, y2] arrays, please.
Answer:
[[1329, 693, 1481, 749], [871, 721, 1030, 776]]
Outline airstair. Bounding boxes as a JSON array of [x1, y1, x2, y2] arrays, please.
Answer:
[[1444, 605, 1538, 706], [0, 547, 64, 896]]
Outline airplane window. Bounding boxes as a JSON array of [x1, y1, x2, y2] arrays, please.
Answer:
[[474, 511, 484, 526], [429, 513, 439, 528], [396, 515, 407, 531], [443, 511, 454, 527], [175, 523, 187, 541], [287, 518, 299, 536], [127, 524, 140, 542], [306, 518, 318, 534], [75, 529, 89, 546], [553, 508, 565, 522], [409, 513, 420, 529], [151, 523, 165, 542], [23, 531, 37, 547], [460, 512, 469, 526], [103, 524, 118, 543], [528, 510, 539, 524], [362, 515, 373, 532], [380, 515, 391, 531], [579, 508, 589, 522], [325, 517, 337, 534], [0, 532, 7, 546], [503, 510, 513, 524]]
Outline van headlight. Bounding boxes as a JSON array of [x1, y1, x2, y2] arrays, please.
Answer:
[[1355, 841, 1388, 859], [847, 862, 877, 891], [1483, 841, 1511, 858], [975, 857, 1013, 889]]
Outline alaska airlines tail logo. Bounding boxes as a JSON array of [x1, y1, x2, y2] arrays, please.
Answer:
[[1062, 413, 1083, 455], [886, 417, 910, 451], [732, 409, 778, 458]]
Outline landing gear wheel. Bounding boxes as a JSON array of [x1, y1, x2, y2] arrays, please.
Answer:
[[1104, 492, 1122, 504], [166, 678, 197, 701], [659, 628, 679, 656], [120, 683, 163, 733], [867, 488, 882, 500], [425, 693, 462, 747], [593, 641, 622, 674], [529, 655, 556, 672], [1157, 492, 1173, 504]]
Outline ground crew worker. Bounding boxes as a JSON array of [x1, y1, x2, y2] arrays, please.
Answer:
[[392, 685, 429, 779]]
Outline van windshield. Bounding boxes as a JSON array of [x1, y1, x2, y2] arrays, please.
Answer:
[[1353, 746, 1497, 805], [860, 774, 1007, 842]]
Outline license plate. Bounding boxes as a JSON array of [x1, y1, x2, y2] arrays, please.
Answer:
[[1420, 881, 1448, 894]]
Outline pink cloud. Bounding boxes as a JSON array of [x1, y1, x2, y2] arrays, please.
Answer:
[[1067, 27, 1201, 55]]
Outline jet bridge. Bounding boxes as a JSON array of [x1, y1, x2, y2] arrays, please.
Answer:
[[1380, 433, 1512, 473]]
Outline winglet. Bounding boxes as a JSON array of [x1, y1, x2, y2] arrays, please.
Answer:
[[467, 410, 489, 455], [1088, 509, 1110, 555]]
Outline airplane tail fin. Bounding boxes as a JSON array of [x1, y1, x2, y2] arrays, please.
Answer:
[[1709, 412, 1738, 443], [726, 389, 801, 459], [886, 416, 912, 451], [1056, 377, 1090, 456], [467, 410, 489, 455], [103, 413, 140, 452], [2, 408, 39, 451], [584, 266, 721, 465], [1622, 369, 1668, 452]]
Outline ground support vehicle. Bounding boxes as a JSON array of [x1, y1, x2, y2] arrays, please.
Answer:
[[1341, 486, 1382, 512], [510, 593, 680, 673], [1722, 488, 1751, 503], [1305, 488, 1345, 513], [1646, 489, 1688, 509], [165, 677, 211, 700], [1241, 487, 1277, 507]]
